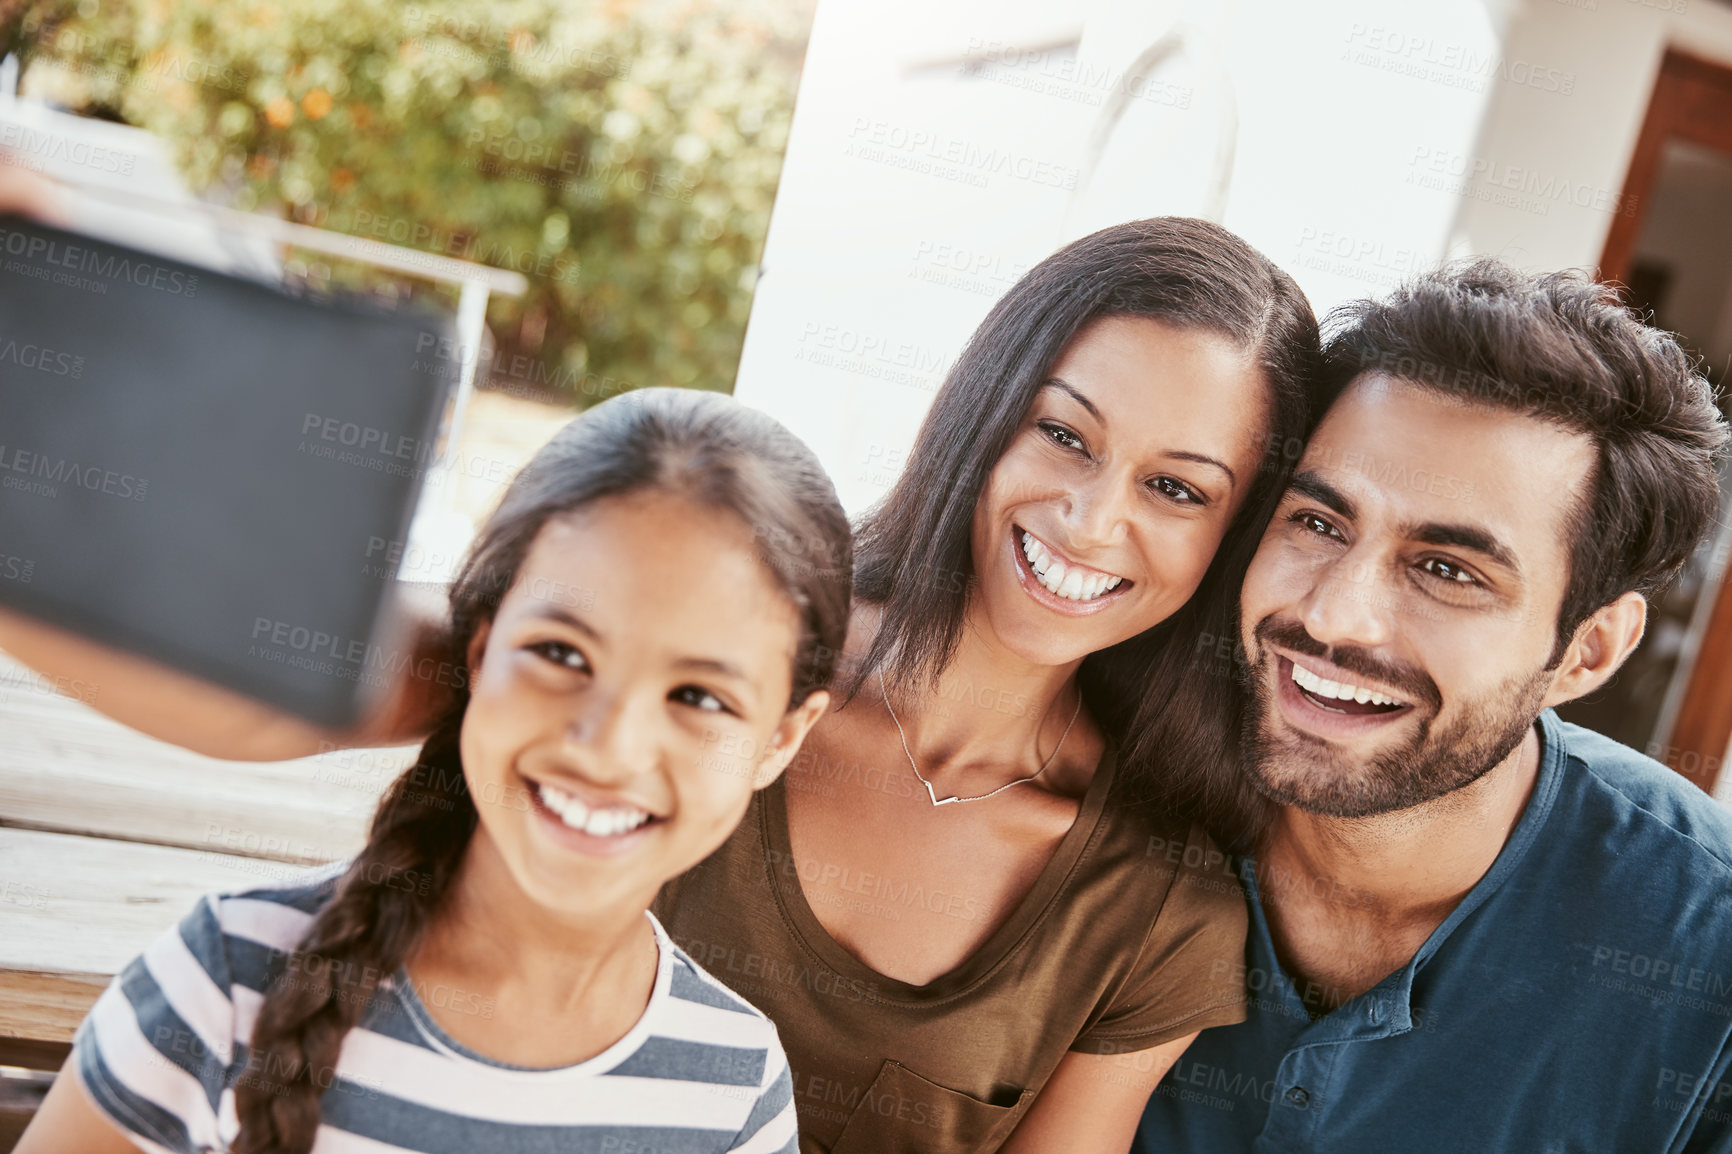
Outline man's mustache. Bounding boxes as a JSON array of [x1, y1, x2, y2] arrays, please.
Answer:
[[1251, 615, 1443, 712]]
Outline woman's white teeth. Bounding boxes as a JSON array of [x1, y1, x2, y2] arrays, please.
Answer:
[[536, 781, 652, 837], [1290, 660, 1403, 708], [1019, 530, 1124, 602]]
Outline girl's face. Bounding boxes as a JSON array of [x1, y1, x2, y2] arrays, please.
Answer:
[[968, 314, 1269, 668], [459, 490, 829, 925]]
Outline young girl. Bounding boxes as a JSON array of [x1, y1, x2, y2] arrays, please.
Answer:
[[15, 387, 852, 1154]]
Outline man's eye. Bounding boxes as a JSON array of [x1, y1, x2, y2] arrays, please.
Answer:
[[671, 685, 730, 714], [1037, 421, 1085, 452], [1419, 557, 1477, 585], [1290, 511, 1344, 541], [1151, 476, 1205, 505], [529, 640, 588, 671]]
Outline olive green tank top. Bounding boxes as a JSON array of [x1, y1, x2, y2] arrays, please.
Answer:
[[654, 741, 1249, 1153]]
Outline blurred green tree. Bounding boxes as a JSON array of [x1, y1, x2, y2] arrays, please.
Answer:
[[12, 0, 813, 403]]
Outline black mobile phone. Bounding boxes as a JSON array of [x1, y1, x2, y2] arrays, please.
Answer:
[[0, 214, 459, 728]]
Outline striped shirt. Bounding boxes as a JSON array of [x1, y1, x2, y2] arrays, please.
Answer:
[[73, 867, 799, 1154]]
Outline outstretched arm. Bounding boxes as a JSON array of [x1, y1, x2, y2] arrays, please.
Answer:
[[0, 596, 453, 760]]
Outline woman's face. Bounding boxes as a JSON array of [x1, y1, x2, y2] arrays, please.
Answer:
[[967, 314, 1270, 668], [459, 491, 828, 926]]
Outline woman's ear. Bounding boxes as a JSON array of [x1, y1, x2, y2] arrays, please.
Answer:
[[750, 689, 831, 790]]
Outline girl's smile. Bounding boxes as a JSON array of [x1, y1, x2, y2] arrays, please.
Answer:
[[459, 489, 828, 921]]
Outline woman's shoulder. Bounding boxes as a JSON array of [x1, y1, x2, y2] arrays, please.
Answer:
[[1090, 790, 1248, 914]]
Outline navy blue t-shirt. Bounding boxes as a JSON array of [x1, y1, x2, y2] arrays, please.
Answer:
[[1135, 710, 1732, 1153]]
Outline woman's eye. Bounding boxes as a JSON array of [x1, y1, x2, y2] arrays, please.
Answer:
[[1290, 511, 1344, 542], [529, 640, 588, 671], [1151, 476, 1204, 505], [671, 685, 731, 714], [1037, 421, 1085, 452], [1419, 557, 1477, 585]]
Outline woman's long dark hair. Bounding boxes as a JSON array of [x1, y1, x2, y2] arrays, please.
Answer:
[[234, 388, 852, 1154], [850, 217, 1323, 844]]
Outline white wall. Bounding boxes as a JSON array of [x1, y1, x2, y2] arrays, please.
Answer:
[[1449, 0, 1732, 271], [737, 0, 1732, 518]]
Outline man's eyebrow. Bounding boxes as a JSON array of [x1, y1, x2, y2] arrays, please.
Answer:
[[1404, 522, 1523, 577], [1286, 470, 1356, 520], [1042, 378, 1103, 423]]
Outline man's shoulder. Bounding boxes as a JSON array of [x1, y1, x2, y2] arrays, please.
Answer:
[[1550, 716, 1732, 879]]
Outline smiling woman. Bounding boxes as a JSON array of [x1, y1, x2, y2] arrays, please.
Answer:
[[655, 217, 1327, 1153]]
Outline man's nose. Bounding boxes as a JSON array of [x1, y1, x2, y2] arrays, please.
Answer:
[[1296, 551, 1396, 651]]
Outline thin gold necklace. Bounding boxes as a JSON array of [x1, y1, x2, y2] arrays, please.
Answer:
[[878, 667, 1082, 807]]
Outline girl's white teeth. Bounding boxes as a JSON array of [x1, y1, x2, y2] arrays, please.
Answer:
[[535, 781, 652, 837], [1290, 660, 1403, 708], [1019, 530, 1125, 602]]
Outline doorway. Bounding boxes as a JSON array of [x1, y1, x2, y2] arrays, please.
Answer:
[[1570, 48, 1732, 796]]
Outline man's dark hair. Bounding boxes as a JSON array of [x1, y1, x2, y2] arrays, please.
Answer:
[[1322, 259, 1728, 660]]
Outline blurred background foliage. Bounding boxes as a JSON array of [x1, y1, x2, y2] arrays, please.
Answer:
[[4, 0, 815, 403]]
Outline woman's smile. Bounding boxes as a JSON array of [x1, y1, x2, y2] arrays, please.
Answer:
[[1010, 524, 1135, 615]]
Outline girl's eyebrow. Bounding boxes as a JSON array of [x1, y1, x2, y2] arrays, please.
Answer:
[[674, 656, 750, 682], [532, 604, 750, 683], [531, 605, 603, 642]]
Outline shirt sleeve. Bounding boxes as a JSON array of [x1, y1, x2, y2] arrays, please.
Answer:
[[73, 893, 240, 1154], [727, 1029, 799, 1154], [1071, 822, 1250, 1054], [1683, 1039, 1732, 1154]]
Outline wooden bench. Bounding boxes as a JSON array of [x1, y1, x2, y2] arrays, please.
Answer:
[[0, 651, 414, 1149]]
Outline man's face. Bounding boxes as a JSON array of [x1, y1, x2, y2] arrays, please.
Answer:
[[1238, 374, 1598, 818]]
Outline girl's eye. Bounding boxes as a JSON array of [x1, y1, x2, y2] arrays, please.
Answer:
[[1037, 420, 1085, 452], [1419, 557, 1478, 585], [1290, 510, 1345, 542], [529, 640, 589, 671], [671, 685, 732, 714], [1150, 476, 1205, 505]]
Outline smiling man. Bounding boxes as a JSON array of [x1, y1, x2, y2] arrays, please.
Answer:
[[1135, 261, 1732, 1152]]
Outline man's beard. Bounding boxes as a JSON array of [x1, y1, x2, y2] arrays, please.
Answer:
[[1240, 616, 1552, 819]]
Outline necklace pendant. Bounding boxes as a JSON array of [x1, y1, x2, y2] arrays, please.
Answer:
[[923, 779, 960, 807]]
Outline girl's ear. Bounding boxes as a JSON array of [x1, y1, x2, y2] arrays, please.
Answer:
[[466, 620, 493, 680], [750, 689, 831, 790]]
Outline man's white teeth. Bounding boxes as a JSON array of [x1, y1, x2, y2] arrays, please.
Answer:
[[1290, 661, 1403, 708], [536, 781, 652, 837], [1019, 530, 1124, 602]]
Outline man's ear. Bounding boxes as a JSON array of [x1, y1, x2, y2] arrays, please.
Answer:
[[1542, 592, 1647, 709], [466, 620, 492, 680], [751, 689, 831, 790]]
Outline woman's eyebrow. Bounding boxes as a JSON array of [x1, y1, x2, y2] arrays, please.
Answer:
[[1166, 451, 1236, 485], [1043, 378, 1102, 422], [1045, 378, 1236, 485]]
